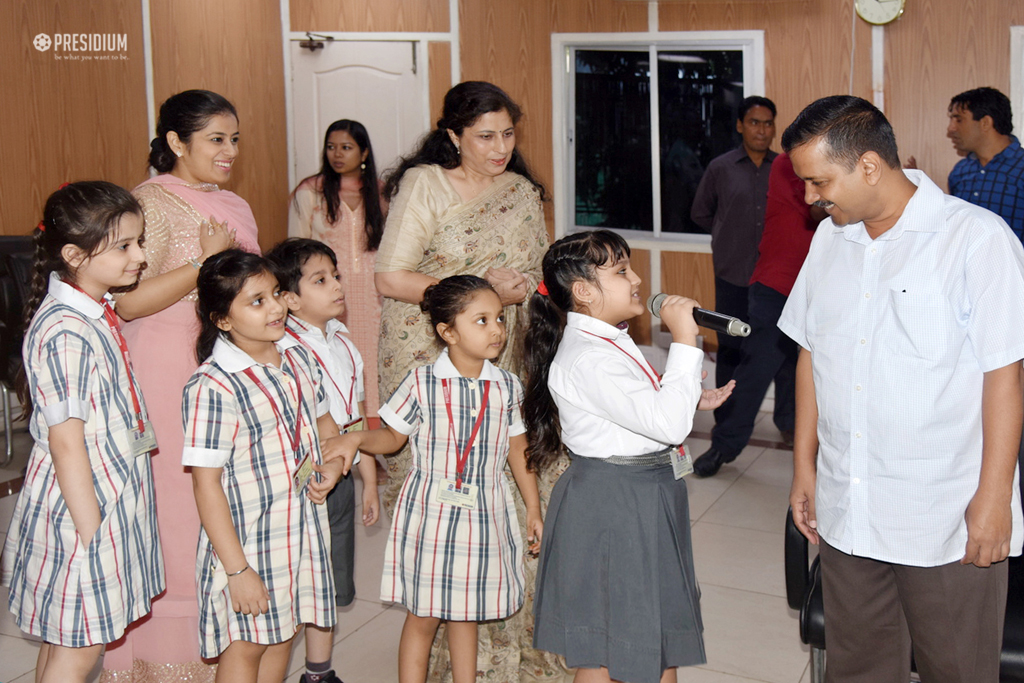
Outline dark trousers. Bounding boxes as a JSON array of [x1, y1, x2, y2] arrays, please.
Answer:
[[712, 277, 748, 424], [711, 282, 797, 458], [818, 539, 1008, 683], [326, 471, 356, 606]]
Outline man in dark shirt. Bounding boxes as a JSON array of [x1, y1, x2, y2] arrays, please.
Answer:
[[691, 96, 777, 433], [947, 87, 1024, 243], [693, 153, 825, 477]]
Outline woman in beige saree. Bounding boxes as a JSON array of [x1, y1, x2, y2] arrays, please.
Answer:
[[375, 81, 570, 682]]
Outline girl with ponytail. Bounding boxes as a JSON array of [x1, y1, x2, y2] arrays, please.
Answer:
[[524, 229, 734, 683], [3, 182, 164, 682]]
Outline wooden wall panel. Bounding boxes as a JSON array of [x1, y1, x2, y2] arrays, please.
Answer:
[[428, 41, 452, 127], [886, 0, 1024, 188], [290, 0, 449, 33], [150, 0, 288, 250], [0, 0, 147, 235], [661, 251, 716, 349]]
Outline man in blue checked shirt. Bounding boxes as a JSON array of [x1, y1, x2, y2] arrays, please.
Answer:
[[947, 87, 1024, 243]]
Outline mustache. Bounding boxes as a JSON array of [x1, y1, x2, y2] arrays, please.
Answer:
[[812, 200, 834, 209]]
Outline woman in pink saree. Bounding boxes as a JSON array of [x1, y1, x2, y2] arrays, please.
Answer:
[[101, 90, 258, 683]]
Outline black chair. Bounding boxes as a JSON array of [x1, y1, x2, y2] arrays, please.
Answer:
[[0, 235, 33, 466], [785, 507, 1024, 682]]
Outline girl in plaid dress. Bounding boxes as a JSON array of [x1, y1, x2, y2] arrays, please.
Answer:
[[323, 275, 543, 683], [182, 250, 350, 681], [2, 182, 164, 681]]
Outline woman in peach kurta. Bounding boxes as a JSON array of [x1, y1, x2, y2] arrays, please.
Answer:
[[289, 119, 386, 416], [101, 90, 256, 683]]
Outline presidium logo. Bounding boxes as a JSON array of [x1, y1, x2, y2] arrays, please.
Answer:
[[33, 32, 129, 60]]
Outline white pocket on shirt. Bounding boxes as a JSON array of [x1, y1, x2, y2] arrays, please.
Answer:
[[883, 290, 955, 363]]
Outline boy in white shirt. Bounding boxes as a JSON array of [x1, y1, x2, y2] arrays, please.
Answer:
[[267, 238, 380, 683]]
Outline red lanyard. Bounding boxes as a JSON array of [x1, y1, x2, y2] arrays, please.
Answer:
[[441, 378, 491, 489], [68, 283, 146, 433], [580, 330, 661, 390], [244, 355, 303, 457], [285, 327, 357, 416]]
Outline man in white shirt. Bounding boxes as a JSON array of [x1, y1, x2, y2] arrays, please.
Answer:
[[779, 95, 1024, 682]]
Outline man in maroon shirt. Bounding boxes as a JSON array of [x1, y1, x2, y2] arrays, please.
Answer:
[[693, 152, 826, 477]]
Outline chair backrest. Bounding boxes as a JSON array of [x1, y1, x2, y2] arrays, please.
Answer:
[[784, 507, 811, 610], [0, 236, 35, 386]]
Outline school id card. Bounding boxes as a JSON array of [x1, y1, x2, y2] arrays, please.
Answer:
[[130, 420, 158, 458], [671, 445, 693, 480], [292, 452, 321, 497], [436, 479, 477, 509], [341, 417, 364, 433]]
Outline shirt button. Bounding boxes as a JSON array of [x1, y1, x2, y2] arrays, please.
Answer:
[[471, 409, 478, 417], [974, 191, 980, 196], [853, 477, 861, 484], [871, 247, 877, 254], [855, 385, 862, 391], [860, 338, 867, 345], [864, 292, 871, 299], [855, 432, 862, 438]]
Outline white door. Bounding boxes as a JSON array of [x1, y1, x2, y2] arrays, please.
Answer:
[[289, 40, 429, 187]]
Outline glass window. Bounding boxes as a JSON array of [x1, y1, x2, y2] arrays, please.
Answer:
[[560, 33, 764, 241], [658, 50, 745, 234], [574, 50, 653, 232]]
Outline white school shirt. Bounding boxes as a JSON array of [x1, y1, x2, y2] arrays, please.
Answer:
[[285, 316, 365, 464], [549, 312, 704, 457], [778, 169, 1024, 567]]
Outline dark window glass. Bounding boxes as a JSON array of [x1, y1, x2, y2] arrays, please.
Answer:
[[658, 50, 745, 234], [574, 50, 653, 232]]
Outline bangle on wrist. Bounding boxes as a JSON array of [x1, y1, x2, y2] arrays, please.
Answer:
[[226, 565, 250, 577], [188, 257, 202, 270]]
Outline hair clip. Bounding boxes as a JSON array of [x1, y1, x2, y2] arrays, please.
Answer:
[[57, 182, 70, 190], [537, 280, 549, 296], [37, 221, 45, 232]]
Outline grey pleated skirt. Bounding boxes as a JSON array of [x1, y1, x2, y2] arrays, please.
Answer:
[[533, 453, 706, 683]]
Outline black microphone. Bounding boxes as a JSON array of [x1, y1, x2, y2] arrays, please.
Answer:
[[646, 293, 751, 337]]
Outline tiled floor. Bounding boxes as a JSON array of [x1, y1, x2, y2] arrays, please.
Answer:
[[0, 359, 814, 683]]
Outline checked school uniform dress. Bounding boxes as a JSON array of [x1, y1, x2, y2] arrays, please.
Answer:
[[181, 336, 335, 658], [378, 348, 526, 621], [2, 274, 164, 647], [285, 315, 365, 606]]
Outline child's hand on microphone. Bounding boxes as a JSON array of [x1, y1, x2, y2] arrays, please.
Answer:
[[658, 296, 700, 346]]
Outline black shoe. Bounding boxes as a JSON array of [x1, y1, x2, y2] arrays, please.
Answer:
[[780, 430, 795, 449], [693, 447, 727, 478], [300, 672, 343, 683]]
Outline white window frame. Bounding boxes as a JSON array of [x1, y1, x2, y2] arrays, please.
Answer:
[[551, 30, 765, 251]]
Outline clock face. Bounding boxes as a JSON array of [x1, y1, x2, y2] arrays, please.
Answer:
[[855, 0, 906, 25]]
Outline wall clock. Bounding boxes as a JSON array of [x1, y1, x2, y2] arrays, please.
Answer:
[[855, 0, 906, 25]]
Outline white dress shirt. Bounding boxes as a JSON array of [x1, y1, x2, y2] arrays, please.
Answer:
[[549, 312, 704, 458], [779, 169, 1024, 566], [286, 316, 365, 464]]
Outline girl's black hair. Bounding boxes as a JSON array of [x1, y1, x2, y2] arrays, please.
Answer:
[[419, 275, 496, 344], [294, 120, 385, 251], [265, 237, 338, 294], [523, 229, 630, 472], [16, 181, 143, 410], [195, 249, 274, 363], [149, 90, 238, 173], [383, 81, 547, 202]]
